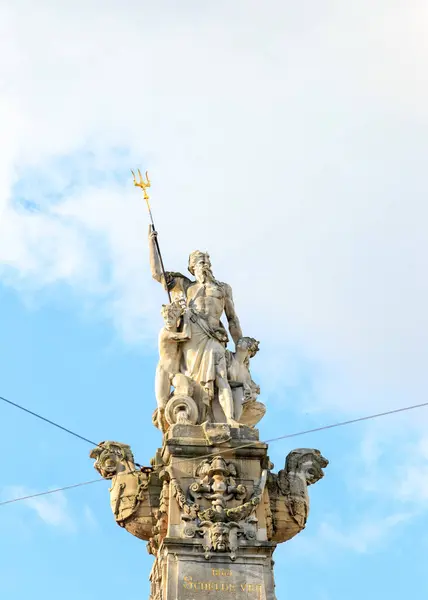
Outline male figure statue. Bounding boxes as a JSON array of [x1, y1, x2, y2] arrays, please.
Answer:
[[149, 227, 242, 425]]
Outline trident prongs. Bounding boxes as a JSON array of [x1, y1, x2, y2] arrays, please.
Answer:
[[131, 169, 151, 201], [130, 167, 171, 302]]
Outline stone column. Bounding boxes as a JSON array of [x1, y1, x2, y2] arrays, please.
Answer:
[[148, 424, 277, 600]]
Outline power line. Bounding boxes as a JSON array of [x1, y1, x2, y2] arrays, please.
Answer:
[[168, 400, 428, 467], [0, 479, 103, 506], [0, 394, 142, 467], [0, 395, 100, 447], [2, 400, 427, 508], [263, 400, 428, 444], [6, 389, 425, 475]]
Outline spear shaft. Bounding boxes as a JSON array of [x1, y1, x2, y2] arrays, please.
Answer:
[[151, 225, 172, 303]]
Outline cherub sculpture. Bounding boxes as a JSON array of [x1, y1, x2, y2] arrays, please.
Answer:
[[226, 337, 263, 425], [155, 301, 191, 431]]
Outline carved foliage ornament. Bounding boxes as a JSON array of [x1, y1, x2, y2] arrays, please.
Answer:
[[170, 456, 267, 560]]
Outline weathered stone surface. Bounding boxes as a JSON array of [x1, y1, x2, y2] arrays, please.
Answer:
[[149, 227, 265, 430], [267, 448, 329, 543], [90, 224, 329, 599], [156, 543, 276, 599], [89, 441, 161, 541], [202, 422, 232, 445], [240, 400, 266, 427], [90, 424, 327, 599]]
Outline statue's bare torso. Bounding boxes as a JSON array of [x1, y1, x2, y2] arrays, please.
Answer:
[[186, 281, 226, 329]]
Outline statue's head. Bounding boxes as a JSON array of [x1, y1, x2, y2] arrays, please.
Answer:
[[89, 441, 134, 479], [188, 251, 213, 282], [236, 337, 260, 359], [210, 523, 230, 552], [161, 301, 183, 330], [286, 448, 329, 485]]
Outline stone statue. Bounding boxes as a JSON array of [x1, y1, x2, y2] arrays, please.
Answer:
[[91, 188, 329, 600], [149, 227, 243, 426], [267, 448, 329, 543], [226, 336, 261, 421], [227, 337, 260, 399], [155, 301, 191, 431], [89, 441, 160, 541]]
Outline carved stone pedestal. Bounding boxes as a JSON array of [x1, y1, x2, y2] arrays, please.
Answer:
[[149, 424, 277, 600], [153, 541, 276, 599], [90, 426, 327, 600]]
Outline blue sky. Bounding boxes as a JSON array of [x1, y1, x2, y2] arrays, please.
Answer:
[[2, 277, 428, 600], [1, 2, 428, 599]]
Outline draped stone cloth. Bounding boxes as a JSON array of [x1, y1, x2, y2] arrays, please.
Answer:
[[180, 308, 229, 405], [162, 270, 232, 410]]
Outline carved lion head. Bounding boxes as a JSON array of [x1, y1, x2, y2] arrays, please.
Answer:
[[89, 441, 134, 479]]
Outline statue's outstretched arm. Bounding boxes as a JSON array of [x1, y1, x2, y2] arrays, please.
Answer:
[[224, 284, 243, 344], [148, 226, 192, 296]]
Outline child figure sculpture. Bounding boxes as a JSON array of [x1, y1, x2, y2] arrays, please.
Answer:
[[155, 301, 191, 431], [227, 337, 260, 422]]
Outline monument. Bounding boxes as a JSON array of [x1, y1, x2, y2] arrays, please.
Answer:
[[90, 172, 328, 599]]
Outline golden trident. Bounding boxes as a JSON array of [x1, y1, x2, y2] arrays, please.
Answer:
[[131, 168, 171, 302], [131, 169, 153, 221]]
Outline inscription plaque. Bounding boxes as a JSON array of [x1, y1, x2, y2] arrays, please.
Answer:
[[179, 562, 266, 599]]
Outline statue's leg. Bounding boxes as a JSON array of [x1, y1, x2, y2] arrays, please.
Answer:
[[155, 364, 171, 408], [216, 375, 234, 421], [215, 352, 239, 426], [216, 375, 241, 427], [155, 364, 171, 431], [232, 386, 244, 422]]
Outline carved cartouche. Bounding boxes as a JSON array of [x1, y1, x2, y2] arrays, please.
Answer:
[[90, 441, 160, 541], [267, 448, 328, 543]]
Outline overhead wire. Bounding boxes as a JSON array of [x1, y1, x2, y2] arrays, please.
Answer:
[[157, 400, 428, 467], [0, 479, 103, 506], [1, 399, 428, 508], [1, 395, 100, 447], [0, 394, 142, 467]]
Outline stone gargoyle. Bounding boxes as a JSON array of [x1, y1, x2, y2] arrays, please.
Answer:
[[89, 441, 161, 541], [267, 448, 328, 543]]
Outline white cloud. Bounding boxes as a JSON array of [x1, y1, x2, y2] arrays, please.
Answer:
[[2, 486, 76, 532], [317, 512, 413, 554], [0, 1, 428, 417], [83, 505, 98, 530], [281, 509, 414, 561], [341, 419, 428, 522]]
